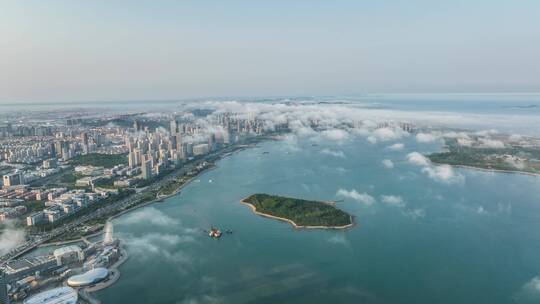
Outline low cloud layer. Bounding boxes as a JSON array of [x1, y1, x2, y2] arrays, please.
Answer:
[[416, 132, 439, 143], [387, 143, 404, 151], [336, 189, 375, 206], [422, 165, 464, 184], [380, 195, 405, 207], [514, 276, 540, 303], [116, 207, 184, 228], [320, 148, 346, 158], [407, 152, 431, 166], [407, 152, 464, 184], [326, 234, 350, 246], [0, 220, 26, 256], [382, 159, 394, 169]]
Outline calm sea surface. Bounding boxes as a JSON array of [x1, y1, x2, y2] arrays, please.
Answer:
[[94, 134, 540, 304]]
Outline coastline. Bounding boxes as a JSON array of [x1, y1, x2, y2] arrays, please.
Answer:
[[431, 162, 540, 177], [79, 240, 130, 304], [66, 141, 265, 301], [240, 199, 355, 230]]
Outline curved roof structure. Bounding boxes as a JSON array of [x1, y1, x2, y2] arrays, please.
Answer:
[[53, 245, 82, 257], [24, 287, 78, 304], [67, 267, 108, 287]]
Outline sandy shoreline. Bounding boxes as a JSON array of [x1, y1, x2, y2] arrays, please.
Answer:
[[240, 199, 354, 230], [432, 162, 540, 177]]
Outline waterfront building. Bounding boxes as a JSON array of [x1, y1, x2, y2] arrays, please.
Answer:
[[23, 287, 77, 304], [66, 267, 108, 287], [53, 246, 84, 266], [4, 256, 57, 281], [193, 144, 210, 156]]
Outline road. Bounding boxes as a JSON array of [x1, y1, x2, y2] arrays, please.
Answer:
[[0, 141, 256, 265]]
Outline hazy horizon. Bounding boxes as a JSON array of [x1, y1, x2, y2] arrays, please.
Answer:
[[1, 0, 539, 103]]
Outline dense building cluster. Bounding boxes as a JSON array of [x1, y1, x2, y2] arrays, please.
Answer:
[[0, 110, 279, 230]]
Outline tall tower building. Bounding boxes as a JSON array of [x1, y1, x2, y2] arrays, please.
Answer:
[[175, 133, 183, 151], [141, 155, 152, 180], [170, 120, 178, 134]]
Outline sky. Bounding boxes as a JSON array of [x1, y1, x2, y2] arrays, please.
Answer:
[[0, 0, 539, 103]]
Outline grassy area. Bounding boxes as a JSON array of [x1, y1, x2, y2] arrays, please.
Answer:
[[160, 176, 189, 196], [25, 200, 46, 213], [244, 193, 352, 227], [428, 138, 540, 174], [70, 153, 127, 168]]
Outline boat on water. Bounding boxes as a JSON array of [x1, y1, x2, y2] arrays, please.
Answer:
[[208, 227, 222, 238]]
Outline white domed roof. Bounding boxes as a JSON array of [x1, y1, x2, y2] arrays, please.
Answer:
[[67, 267, 108, 287]]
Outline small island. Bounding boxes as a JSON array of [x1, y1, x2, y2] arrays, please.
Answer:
[[241, 193, 354, 229]]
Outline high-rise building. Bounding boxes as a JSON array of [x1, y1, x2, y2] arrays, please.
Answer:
[[0, 271, 9, 304], [175, 133, 182, 151], [170, 120, 178, 134], [81, 132, 88, 146], [193, 144, 209, 156], [2, 172, 21, 187], [141, 155, 152, 180], [128, 151, 136, 168]]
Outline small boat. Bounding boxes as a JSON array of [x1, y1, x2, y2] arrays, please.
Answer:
[[225, 229, 233, 234], [208, 227, 222, 238]]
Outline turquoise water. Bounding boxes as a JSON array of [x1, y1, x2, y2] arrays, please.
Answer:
[[95, 136, 540, 304]]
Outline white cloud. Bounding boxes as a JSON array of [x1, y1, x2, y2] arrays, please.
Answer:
[[278, 134, 301, 152], [509, 134, 523, 142], [416, 132, 439, 143], [178, 295, 222, 304], [335, 167, 347, 173], [525, 276, 540, 292], [477, 206, 487, 214], [406, 152, 464, 184], [387, 143, 404, 151], [321, 129, 349, 141], [195, 100, 540, 138], [475, 129, 498, 136], [382, 159, 394, 169], [478, 137, 505, 148], [116, 207, 179, 227], [372, 127, 408, 141], [515, 276, 540, 302], [125, 232, 197, 268], [366, 136, 377, 144], [0, 220, 26, 256], [407, 152, 430, 166], [404, 208, 426, 219], [421, 165, 464, 184], [380, 195, 405, 207], [320, 148, 345, 158], [326, 234, 349, 246], [336, 189, 375, 206], [457, 137, 474, 147]]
